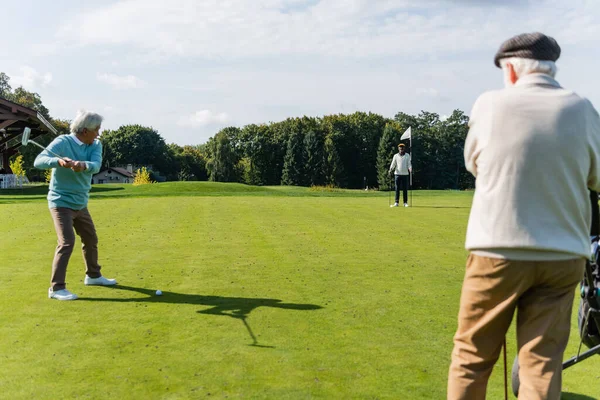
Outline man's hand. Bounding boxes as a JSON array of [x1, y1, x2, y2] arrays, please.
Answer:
[[71, 161, 87, 172], [58, 158, 74, 169]]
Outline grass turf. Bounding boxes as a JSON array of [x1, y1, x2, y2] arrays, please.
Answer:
[[0, 183, 598, 399]]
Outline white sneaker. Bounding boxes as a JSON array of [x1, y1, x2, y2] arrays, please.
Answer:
[[48, 288, 78, 301], [390, 203, 399, 207], [404, 203, 409, 207], [84, 275, 117, 286]]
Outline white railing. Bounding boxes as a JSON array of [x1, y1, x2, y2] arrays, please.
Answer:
[[0, 174, 29, 189]]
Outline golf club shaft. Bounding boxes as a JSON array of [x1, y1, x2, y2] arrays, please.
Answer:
[[563, 343, 600, 369], [28, 140, 65, 160]]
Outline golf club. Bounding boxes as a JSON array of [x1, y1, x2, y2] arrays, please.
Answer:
[[389, 174, 392, 207], [21, 127, 65, 160], [410, 170, 413, 207]]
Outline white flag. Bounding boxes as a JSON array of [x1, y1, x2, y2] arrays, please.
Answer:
[[400, 126, 411, 141]]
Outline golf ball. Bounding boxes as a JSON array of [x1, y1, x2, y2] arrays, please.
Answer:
[[155, 290, 162, 296]]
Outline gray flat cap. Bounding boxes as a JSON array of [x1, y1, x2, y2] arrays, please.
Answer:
[[494, 32, 561, 68]]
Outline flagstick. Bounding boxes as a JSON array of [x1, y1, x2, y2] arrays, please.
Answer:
[[410, 135, 413, 207], [400, 126, 413, 208]]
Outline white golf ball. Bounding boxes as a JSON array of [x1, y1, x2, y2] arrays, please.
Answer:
[[155, 290, 162, 296]]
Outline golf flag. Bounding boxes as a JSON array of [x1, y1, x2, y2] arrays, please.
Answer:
[[400, 126, 411, 141], [401, 126, 413, 188]]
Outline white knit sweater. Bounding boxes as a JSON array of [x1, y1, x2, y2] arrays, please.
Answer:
[[464, 74, 600, 260], [389, 153, 412, 175]]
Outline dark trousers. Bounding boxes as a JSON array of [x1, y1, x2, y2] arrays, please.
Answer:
[[395, 174, 409, 204], [50, 207, 102, 290]]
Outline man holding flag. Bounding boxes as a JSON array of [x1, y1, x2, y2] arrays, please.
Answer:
[[401, 126, 413, 205], [389, 132, 412, 207]]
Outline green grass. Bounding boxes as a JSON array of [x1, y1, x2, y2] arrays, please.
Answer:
[[0, 182, 597, 399]]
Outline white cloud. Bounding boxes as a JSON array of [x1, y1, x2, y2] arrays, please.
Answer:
[[50, 0, 600, 61], [177, 110, 230, 128], [20, 0, 600, 146], [416, 88, 439, 97], [96, 72, 147, 89], [10, 66, 53, 89]]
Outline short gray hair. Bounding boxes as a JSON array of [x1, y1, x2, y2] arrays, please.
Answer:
[[500, 57, 557, 78], [70, 110, 103, 134]]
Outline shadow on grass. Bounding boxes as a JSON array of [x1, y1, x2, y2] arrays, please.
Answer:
[[0, 185, 124, 195], [411, 206, 470, 209], [92, 186, 125, 193], [0, 185, 125, 204], [561, 393, 597, 400], [79, 285, 323, 348]]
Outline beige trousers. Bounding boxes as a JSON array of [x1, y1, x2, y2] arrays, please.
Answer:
[[50, 207, 102, 290], [448, 254, 585, 400]]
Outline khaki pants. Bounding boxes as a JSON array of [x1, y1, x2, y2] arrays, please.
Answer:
[[50, 207, 102, 291], [448, 254, 585, 400]]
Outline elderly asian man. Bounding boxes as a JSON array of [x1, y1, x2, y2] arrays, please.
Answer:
[[34, 110, 117, 301]]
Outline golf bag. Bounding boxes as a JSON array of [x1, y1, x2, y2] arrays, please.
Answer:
[[513, 190, 600, 397], [578, 190, 600, 349]]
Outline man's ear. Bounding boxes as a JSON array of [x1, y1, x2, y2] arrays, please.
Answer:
[[508, 63, 518, 84]]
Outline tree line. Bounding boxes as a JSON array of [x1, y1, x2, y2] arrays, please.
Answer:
[[1, 71, 474, 190], [199, 110, 474, 190]]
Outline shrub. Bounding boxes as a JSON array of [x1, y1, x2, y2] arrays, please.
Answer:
[[9, 155, 25, 177], [133, 167, 154, 185], [308, 184, 342, 193], [44, 169, 52, 183]]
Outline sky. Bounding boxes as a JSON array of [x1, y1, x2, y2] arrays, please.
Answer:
[[1, 0, 599, 145]]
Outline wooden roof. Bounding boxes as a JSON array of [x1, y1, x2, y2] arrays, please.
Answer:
[[94, 167, 135, 178], [0, 97, 58, 153]]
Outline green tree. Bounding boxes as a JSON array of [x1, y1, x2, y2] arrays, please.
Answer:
[[183, 145, 208, 181], [10, 87, 51, 119], [349, 112, 388, 190], [376, 122, 404, 190], [0, 72, 12, 98], [205, 127, 241, 182], [416, 111, 441, 189], [100, 125, 173, 179], [321, 116, 345, 187], [167, 144, 207, 181], [322, 113, 378, 189], [281, 130, 305, 186], [236, 157, 254, 185], [303, 130, 325, 186], [324, 133, 344, 187], [443, 110, 472, 189], [238, 124, 278, 185]]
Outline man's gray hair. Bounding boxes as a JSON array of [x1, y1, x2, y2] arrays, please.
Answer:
[[500, 57, 557, 79], [70, 110, 104, 134]]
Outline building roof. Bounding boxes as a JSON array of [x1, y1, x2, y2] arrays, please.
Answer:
[[94, 167, 134, 178], [111, 167, 134, 177], [0, 96, 58, 153]]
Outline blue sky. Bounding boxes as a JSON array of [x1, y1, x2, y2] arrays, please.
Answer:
[[1, 0, 599, 145]]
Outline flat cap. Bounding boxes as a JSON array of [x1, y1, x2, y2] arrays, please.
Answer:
[[494, 32, 561, 68]]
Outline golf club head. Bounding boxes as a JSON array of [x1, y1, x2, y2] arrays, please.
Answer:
[[21, 127, 31, 146]]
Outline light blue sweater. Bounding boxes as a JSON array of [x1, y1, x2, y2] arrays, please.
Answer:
[[33, 134, 102, 210]]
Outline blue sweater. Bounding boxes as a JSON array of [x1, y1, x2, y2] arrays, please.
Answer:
[[34, 134, 102, 210]]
